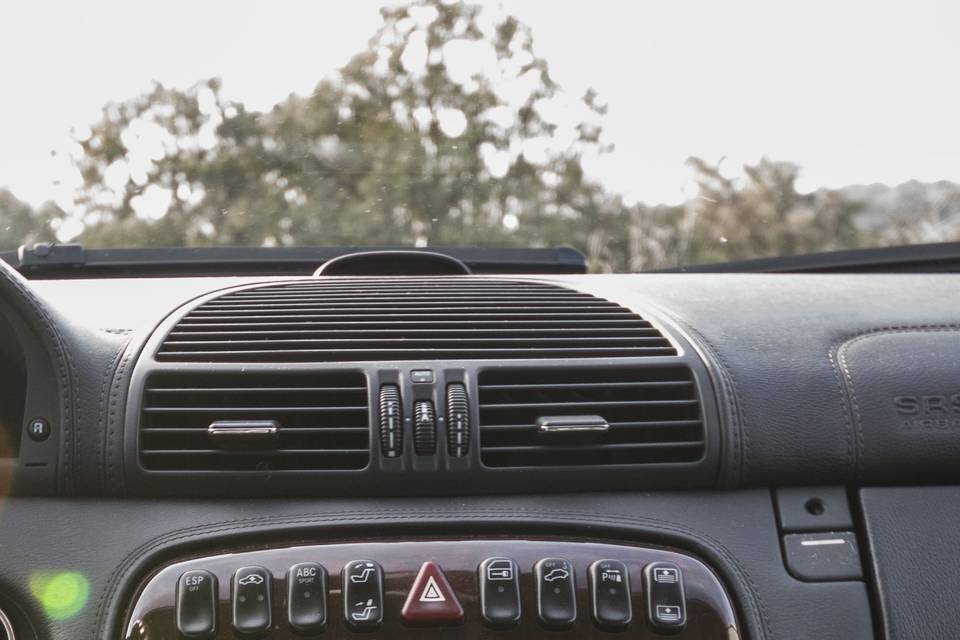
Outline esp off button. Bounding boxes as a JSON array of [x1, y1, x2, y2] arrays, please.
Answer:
[[176, 570, 217, 638]]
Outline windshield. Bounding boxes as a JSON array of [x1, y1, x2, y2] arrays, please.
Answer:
[[2, 0, 959, 271]]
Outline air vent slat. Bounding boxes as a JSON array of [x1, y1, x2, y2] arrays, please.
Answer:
[[478, 367, 704, 468], [139, 371, 370, 471], [156, 279, 677, 363]]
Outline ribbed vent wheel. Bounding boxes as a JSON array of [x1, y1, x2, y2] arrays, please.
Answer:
[[379, 385, 402, 458], [446, 384, 470, 457], [414, 401, 437, 455]]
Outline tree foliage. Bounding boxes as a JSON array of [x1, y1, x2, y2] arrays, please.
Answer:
[[2, 0, 960, 270]]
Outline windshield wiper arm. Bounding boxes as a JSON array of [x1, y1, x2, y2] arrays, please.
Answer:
[[1, 244, 587, 278], [653, 242, 960, 273]]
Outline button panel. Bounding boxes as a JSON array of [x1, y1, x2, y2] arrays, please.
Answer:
[[176, 570, 217, 638], [644, 562, 687, 632], [534, 557, 577, 629], [479, 557, 522, 628], [342, 560, 384, 631], [128, 539, 738, 639], [589, 559, 632, 630], [287, 562, 327, 632], [232, 566, 272, 635]]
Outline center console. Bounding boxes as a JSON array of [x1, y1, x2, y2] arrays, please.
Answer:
[[124, 538, 739, 639]]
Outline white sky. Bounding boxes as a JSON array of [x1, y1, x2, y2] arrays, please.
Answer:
[[1, 0, 959, 209]]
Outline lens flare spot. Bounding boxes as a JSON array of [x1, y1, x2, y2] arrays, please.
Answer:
[[29, 571, 90, 621]]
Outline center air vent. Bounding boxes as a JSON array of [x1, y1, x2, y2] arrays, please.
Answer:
[[139, 371, 369, 471], [155, 279, 677, 362], [478, 367, 704, 467]]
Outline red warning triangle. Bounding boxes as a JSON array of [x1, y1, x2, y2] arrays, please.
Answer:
[[400, 561, 464, 625]]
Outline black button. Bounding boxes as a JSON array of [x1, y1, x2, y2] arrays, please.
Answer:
[[232, 566, 272, 635], [411, 370, 435, 383], [27, 417, 50, 442], [644, 562, 686, 632], [783, 531, 863, 581], [343, 560, 384, 631], [176, 570, 217, 638], [287, 563, 327, 633], [535, 558, 576, 629], [478, 557, 521, 628], [589, 559, 632, 630]]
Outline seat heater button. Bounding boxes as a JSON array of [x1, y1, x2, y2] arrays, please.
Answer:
[[644, 562, 687, 632], [176, 570, 217, 638], [343, 560, 385, 631], [287, 563, 327, 632], [479, 557, 522, 628], [589, 559, 632, 630], [535, 557, 576, 629], [232, 566, 272, 634]]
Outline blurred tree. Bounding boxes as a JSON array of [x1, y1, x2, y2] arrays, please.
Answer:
[[0, 189, 58, 249], [66, 0, 616, 267], [2, 0, 960, 270]]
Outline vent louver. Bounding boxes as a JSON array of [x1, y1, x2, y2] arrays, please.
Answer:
[[139, 371, 369, 471], [478, 367, 704, 467], [155, 279, 677, 363]]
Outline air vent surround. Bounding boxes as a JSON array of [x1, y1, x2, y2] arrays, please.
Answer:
[[478, 366, 705, 468], [125, 276, 721, 497], [154, 278, 676, 363]]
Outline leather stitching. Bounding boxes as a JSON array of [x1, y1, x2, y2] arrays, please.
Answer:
[[97, 338, 131, 494], [635, 304, 745, 487], [93, 507, 771, 639], [107, 341, 137, 495], [832, 324, 960, 483]]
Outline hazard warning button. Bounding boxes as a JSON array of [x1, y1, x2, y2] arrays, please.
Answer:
[[400, 561, 465, 626]]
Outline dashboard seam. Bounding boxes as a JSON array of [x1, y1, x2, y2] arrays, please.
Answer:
[[98, 336, 130, 494], [107, 339, 137, 496], [634, 303, 744, 487], [95, 507, 771, 639]]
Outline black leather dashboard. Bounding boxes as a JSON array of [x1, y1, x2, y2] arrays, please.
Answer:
[[2, 259, 960, 638]]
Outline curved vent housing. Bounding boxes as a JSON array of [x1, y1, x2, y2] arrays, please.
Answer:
[[478, 367, 704, 467], [139, 372, 369, 471], [155, 279, 676, 362]]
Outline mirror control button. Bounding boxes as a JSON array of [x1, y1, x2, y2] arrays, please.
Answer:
[[177, 570, 217, 638], [535, 557, 576, 629]]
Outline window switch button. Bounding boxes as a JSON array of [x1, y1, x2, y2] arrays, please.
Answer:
[[644, 562, 687, 632]]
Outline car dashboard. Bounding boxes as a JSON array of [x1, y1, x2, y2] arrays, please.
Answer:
[[0, 261, 957, 639]]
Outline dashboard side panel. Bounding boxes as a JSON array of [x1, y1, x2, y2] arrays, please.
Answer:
[[861, 486, 960, 640]]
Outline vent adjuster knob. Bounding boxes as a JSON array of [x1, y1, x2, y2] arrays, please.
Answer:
[[414, 400, 437, 455], [446, 384, 470, 457], [379, 385, 403, 457]]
